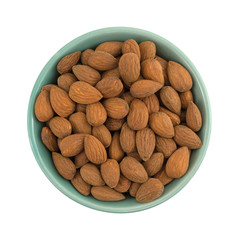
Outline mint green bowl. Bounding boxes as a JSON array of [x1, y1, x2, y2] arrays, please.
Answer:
[[27, 27, 211, 213]]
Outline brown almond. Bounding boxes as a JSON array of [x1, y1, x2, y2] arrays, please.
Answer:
[[143, 153, 164, 176], [122, 39, 141, 59], [74, 151, 89, 168], [41, 127, 59, 152], [139, 41, 156, 61], [69, 112, 91, 134], [52, 152, 76, 180], [114, 175, 131, 193], [142, 94, 160, 114], [120, 122, 136, 154], [159, 107, 180, 126], [186, 101, 202, 132], [96, 41, 123, 57], [86, 102, 107, 127], [105, 118, 125, 131], [129, 182, 141, 197], [92, 125, 112, 148], [155, 56, 169, 84], [127, 152, 142, 162], [49, 116, 72, 138], [180, 91, 194, 109], [80, 49, 94, 65], [101, 67, 120, 78], [91, 186, 125, 201], [121, 91, 134, 105], [108, 132, 124, 162], [154, 167, 173, 185], [57, 73, 77, 92], [75, 103, 86, 113], [41, 84, 56, 92], [71, 171, 91, 196], [180, 110, 186, 123], [155, 136, 177, 158]]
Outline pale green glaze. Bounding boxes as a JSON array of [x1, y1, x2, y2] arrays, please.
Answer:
[[27, 27, 211, 213]]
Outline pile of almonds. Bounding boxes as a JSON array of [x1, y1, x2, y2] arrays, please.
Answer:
[[35, 39, 202, 203]]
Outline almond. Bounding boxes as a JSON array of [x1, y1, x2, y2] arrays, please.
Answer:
[[155, 56, 169, 84], [59, 133, 85, 157], [122, 39, 141, 59], [127, 152, 142, 162], [74, 151, 89, 168], [95, 41, 123, 57], [100, 159, 120, 188], [121, 91, 134, 105], [139, 41, 156, 61], [142, 94, 160, 114], [52, 152, 76, 180], [120, 122, 136, 153], [180, 110, 186, 123], [71, 171, 91, 196], [41, 84, 56, 92], [186, 101, 202, 132], [130, 80, 162, 98], [159, 107, 180, 126], [120, 156, 148, 183], [136, 178, 164, 203], [180, 91, 194, 109], [95, 77, 123, 98], [167, 61, 193, 92], [69, 81, 103, 104], [105, 118, 125, 131], [119, 53, 140, 86], [75, 103, 86, 113], [165, 147, 190, 178], [91, 186, 125, 201], [108, 132, 124, 162], [127, 99, 149, 130], [80, 49, 94, 65], [35, 90, 54, 122], [69, 112, 91, 134], [84, 135, 107, 164], [92, 125, 112, 148], [136, 127, 155, 161], [129, 182, 141, 197], [72, 65, 101, 86], [49, 116, 72, 138], [114, 175, 131, 193], [57, 73, 77, 92], [174, 125, 202, 149], [57, 51, 81, 74], [101, 67, 120, 78], [80, 163, 105, 186], [149, 112, 174, 138], [88, 51, 118, 71], [50, 86, 75, 117], [86, 102, 107, 126], [41, 126, 59, 152], [143, 152, 164, 176], [154, 167, 173, 185], [155, 136, 177, 158], [160, 86, 181, 115], [141, 58, 164, 86], [102, 97, 129, 119]]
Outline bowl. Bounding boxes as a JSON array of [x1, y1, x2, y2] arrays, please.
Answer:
[[27, 27, 211, 213]]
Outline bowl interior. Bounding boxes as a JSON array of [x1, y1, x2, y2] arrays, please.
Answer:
[[28, 27, 211, 213]]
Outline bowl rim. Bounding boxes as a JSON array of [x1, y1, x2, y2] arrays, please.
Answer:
[[27, 27, 212, 213]]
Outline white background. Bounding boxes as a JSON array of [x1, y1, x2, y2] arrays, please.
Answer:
[[1, 0, 239, 239]]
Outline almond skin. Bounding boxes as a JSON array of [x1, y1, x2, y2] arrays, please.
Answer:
[[167, 61, 193, 92], [100, 159, 120, 188], [129, 182, 141, 197], [84, 135, 107, 164], [92, 125, 112, 148], [136, 127, 155, 161], [127, 152, 142, 162], [57, 51, 81, 74], [136, 178, 164, 203], [122, 39, 141, 59], [159, 107, 180, 126], [50, 86, 75, 117], [105, 118, 124, 131], [86, 102, 107, 126], [143, 152, 164, 176], [154, 167, 173, 185], [88, 51, 118, 71], [174, 125, 202, 149], [57, 73, 77, 92], [76, 103, 86, 113], [80, 163, 105, 186], [101, 67, 120, 78], [71, 171, 91, 196], [69, 81, 103, 104], [141, 58, 164, 86], [41, 84, 56, 92], [165, 147, 190, 178], [155, 136, 177, 158], [127, 99, 149, 131], [139, 41, 156, 61], [142, 94, 160, 114], [49, 116, 72, 138], [95, 77, 123, 98], [35, 90, 54, 122], [120, 122, 136, 154], [119, 53, 140, 87], [80, 49, 94, 65], [149, 112, 174, 138], [114, 175, 131, 193], [130, 80, 162, 98], [155, 56, 169, 84], [95, 41, 123, 57], [59, 133, 85, 157], [41, 126, 59, 152], [91, 186, 125, 201], [160, 86, 181, 115], [121, 91, 134, 105], [180, 91, 194, 109], [102, 98, 129, 119], [108, 132, 124, 162], [74, 151, 89, 168], [52, 152, 76, 180], [186, 101, 202, 132], [72, 65, 101, 86], [120, 156, 148, 183], [68, 112, 91, 134]]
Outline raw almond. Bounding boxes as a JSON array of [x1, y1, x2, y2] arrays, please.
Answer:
[[142, 94, 160, 114], [41, 126, 59, 152], [122, 39, 141, 59], [86, 102, 107, 126], [129, 182, 141, 197], [120, 122, 136, 153], [52, 152, 76, 180], [127, 152, 142, 162], [114, 175, 131, 193], [88, 51, 118, 71], [149, 112, 174, 138], [108, 132, 124, 162], [57, 51, 81, 74], [49, 116, 72, 138], [75, 103, 86, 113], [35, 90, 54, 122], [167, 61, 193, 92], [130, 80, 162, 98], [96, 41, 123, 57], [174, 125, 202, 149], [101, 67, 120, 78], [154, 167, 173, 185], [84, 135, 107, 164], [100, 159, 120, 188], [69, 81, 103, 104], [92, 125, 112, 148], [74, 151, 89, 168], [155, 56, 169, 84], [136, 178, 164, 203], [139, 41, 156, 61], [127, 99, 149, 130], [80, 49, 94, 65], [155, 136, 177, 158], [91, 186, 125, 201], [121, 91, 134, 105], [41, 84, 56, 92], [136, 127, 155, 161], [80, 163, 105, 186], [159, 107, 180, 126], [186, 101, 202, 132], [105, 118, 125, 131], [143, 152, 164, 176], [180, 110, 186, 123], [71, 171, 91, 196], [57, 73, 77, 92], [69, 112, 91, 134], [165, 147, 190, 178], [180, 91, 194, 109], [120, 156, 148, 183]]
